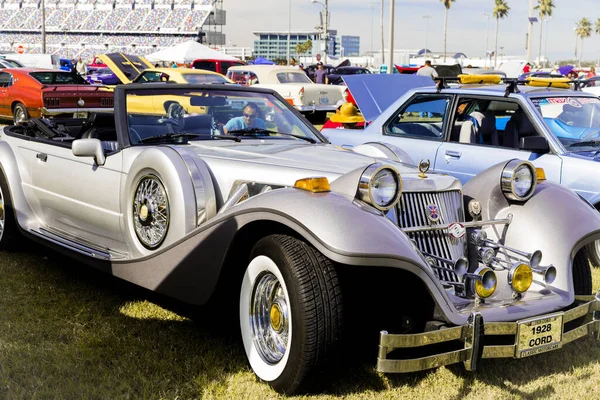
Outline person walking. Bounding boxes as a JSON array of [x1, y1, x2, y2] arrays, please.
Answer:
[[416, 60, 438, 80], [75, 57, 87, 76], [314, 64, 329, 84]]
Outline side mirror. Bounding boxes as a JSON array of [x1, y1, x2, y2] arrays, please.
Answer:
[[72, 139, 106, 166], [519, 136, 550, 153]]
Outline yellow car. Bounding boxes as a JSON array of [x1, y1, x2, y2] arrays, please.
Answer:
[[98, 53, 232, 116]]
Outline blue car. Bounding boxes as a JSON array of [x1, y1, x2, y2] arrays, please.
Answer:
[[324, 74, 600, 265], [59, 58, 74, 73]]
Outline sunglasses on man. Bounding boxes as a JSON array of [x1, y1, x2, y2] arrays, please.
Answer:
[[243, 113, 257, 119]]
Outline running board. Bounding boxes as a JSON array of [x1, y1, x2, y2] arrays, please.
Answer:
[[30, 228, 112, 260]]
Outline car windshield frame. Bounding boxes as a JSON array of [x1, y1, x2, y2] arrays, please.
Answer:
[[119, 84, 328, 147], [531, 94, 600, 150]]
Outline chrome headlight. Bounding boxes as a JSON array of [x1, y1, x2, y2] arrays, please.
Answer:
[[501, 160, 537, 201], [357, 164, 402, 211]]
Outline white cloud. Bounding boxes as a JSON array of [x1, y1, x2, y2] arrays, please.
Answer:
[[221, 0, 600, 63]]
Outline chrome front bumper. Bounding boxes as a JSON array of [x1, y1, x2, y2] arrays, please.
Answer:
[[377, 292, 600, 373], [295, 105, 338, 113]]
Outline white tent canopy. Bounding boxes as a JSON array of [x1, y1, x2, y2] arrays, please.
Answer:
[[145, 40, 239, 64]]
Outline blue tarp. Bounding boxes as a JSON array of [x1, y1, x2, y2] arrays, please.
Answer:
[[342, 74, 436, 122], [253, 57, 275, 65]]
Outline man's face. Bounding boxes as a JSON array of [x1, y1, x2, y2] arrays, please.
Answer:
[[243, 107, 258, 126], [316, 54, 321, 62]]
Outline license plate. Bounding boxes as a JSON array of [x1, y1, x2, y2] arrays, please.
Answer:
[[319, 97, 329, 104], [73, 112, 88, 118], [515, 313, 563, 358]]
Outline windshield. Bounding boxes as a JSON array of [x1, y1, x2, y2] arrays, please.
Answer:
[[276, 72, 313, 84], [126, 87, 324, 145], [532, 96, 600, 149], [182, 73, 229, 84]]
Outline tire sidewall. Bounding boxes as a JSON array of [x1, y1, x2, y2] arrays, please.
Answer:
[[240, 240, 303, 386]]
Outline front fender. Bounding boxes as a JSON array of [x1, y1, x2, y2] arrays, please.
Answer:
[[108, 187, 465, 323], [464, 160, 600, 296]]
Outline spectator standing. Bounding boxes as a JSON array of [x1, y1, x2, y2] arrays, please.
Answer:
[[171, 61, 178, 68], [586, 66, 596, 86], [314, 64, 329, 84], [416, 60, 438, 80], [75, 57, 87, 76], [523, 62, 531, 74], [289, 58, 300, 69]]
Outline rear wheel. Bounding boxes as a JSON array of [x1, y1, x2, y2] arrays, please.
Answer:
[[239, 235, 343, 394], [13, 103, 29, 125], [573, 247, 592, 295]]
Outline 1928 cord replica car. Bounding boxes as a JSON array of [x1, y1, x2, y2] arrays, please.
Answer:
[[0, 84, 598, 394]]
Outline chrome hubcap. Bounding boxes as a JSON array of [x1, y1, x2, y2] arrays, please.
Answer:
[[251, 272, 289, 364], [14, 108, 25, 124], [133, 176, 169, 249]]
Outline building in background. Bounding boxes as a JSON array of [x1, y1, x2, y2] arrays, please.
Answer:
[[252, 30, 338, 61], [340, 35, 360, 57]]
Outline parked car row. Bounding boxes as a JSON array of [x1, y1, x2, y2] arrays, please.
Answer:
[[0, 73, 598, 395]]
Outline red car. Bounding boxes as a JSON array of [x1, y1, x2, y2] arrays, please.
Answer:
[[0, 68, 114, 123], [86, 56, 108, 74]]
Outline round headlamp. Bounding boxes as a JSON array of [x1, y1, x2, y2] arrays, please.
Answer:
[[501, 160, 537, 201], [357, 164, 402, 211], [470, 266, 497, 299], [509, 263, 533, 293]]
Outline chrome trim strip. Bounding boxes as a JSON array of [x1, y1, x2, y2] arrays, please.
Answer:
[[41, 107, 114, 115], [30, 228, 111, 260]]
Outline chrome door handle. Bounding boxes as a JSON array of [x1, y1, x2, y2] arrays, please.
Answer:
[[36, 153, 47, 162], [445, 150, 462, 158]]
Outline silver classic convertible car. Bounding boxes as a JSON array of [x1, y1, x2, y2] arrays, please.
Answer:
[[0, 84, 598, 394]]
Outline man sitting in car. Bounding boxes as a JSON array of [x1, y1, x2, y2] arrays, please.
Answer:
[[224, 103, 266, 134]]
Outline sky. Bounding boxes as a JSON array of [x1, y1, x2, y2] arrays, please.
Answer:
[[221, 0, 600, 63]]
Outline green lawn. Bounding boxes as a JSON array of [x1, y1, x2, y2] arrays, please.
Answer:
[[0, 243, 599, 399]]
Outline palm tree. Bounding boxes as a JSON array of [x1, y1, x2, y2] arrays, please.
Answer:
[[440, 0, 456, 63], [493, 0, 510, 68], [534, 0, 554, 67], [576, 18, 592, 67]]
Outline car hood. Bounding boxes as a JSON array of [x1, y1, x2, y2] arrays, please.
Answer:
[[183, 141, 429, 175], [342, 74, 435, 122], [98, 53, 153, 84], [177, 141, 458, 193]]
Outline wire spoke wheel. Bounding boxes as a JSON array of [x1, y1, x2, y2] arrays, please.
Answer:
[[251, 272, 290, 364], [133, 175, 169, 249]]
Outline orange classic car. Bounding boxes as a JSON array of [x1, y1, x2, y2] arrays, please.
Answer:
[[0, 68, 114, 123]]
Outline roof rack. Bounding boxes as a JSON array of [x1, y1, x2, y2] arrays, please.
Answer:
[[434, 75, 590, 96]]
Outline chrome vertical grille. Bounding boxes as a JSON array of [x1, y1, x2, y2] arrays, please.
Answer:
[[398, 190, 466, 282]]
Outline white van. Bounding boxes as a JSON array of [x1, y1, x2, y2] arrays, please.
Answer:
[[0, 54, 61, 70]]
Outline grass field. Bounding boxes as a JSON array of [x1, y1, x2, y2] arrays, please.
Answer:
[[0, 241, 599, 400]]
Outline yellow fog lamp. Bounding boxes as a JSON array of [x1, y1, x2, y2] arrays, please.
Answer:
[[465, 267, 497, 299], [294, 177, 331, 193], [508, 263, 534, 293]]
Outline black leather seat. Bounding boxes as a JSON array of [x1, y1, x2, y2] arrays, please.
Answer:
[[79, 113, 118, 151], [502, 110, 536, 148], [183, 115, 213, 135]]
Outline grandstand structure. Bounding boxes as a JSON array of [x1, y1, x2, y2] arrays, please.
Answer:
[[0, 0, 227, 61]]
